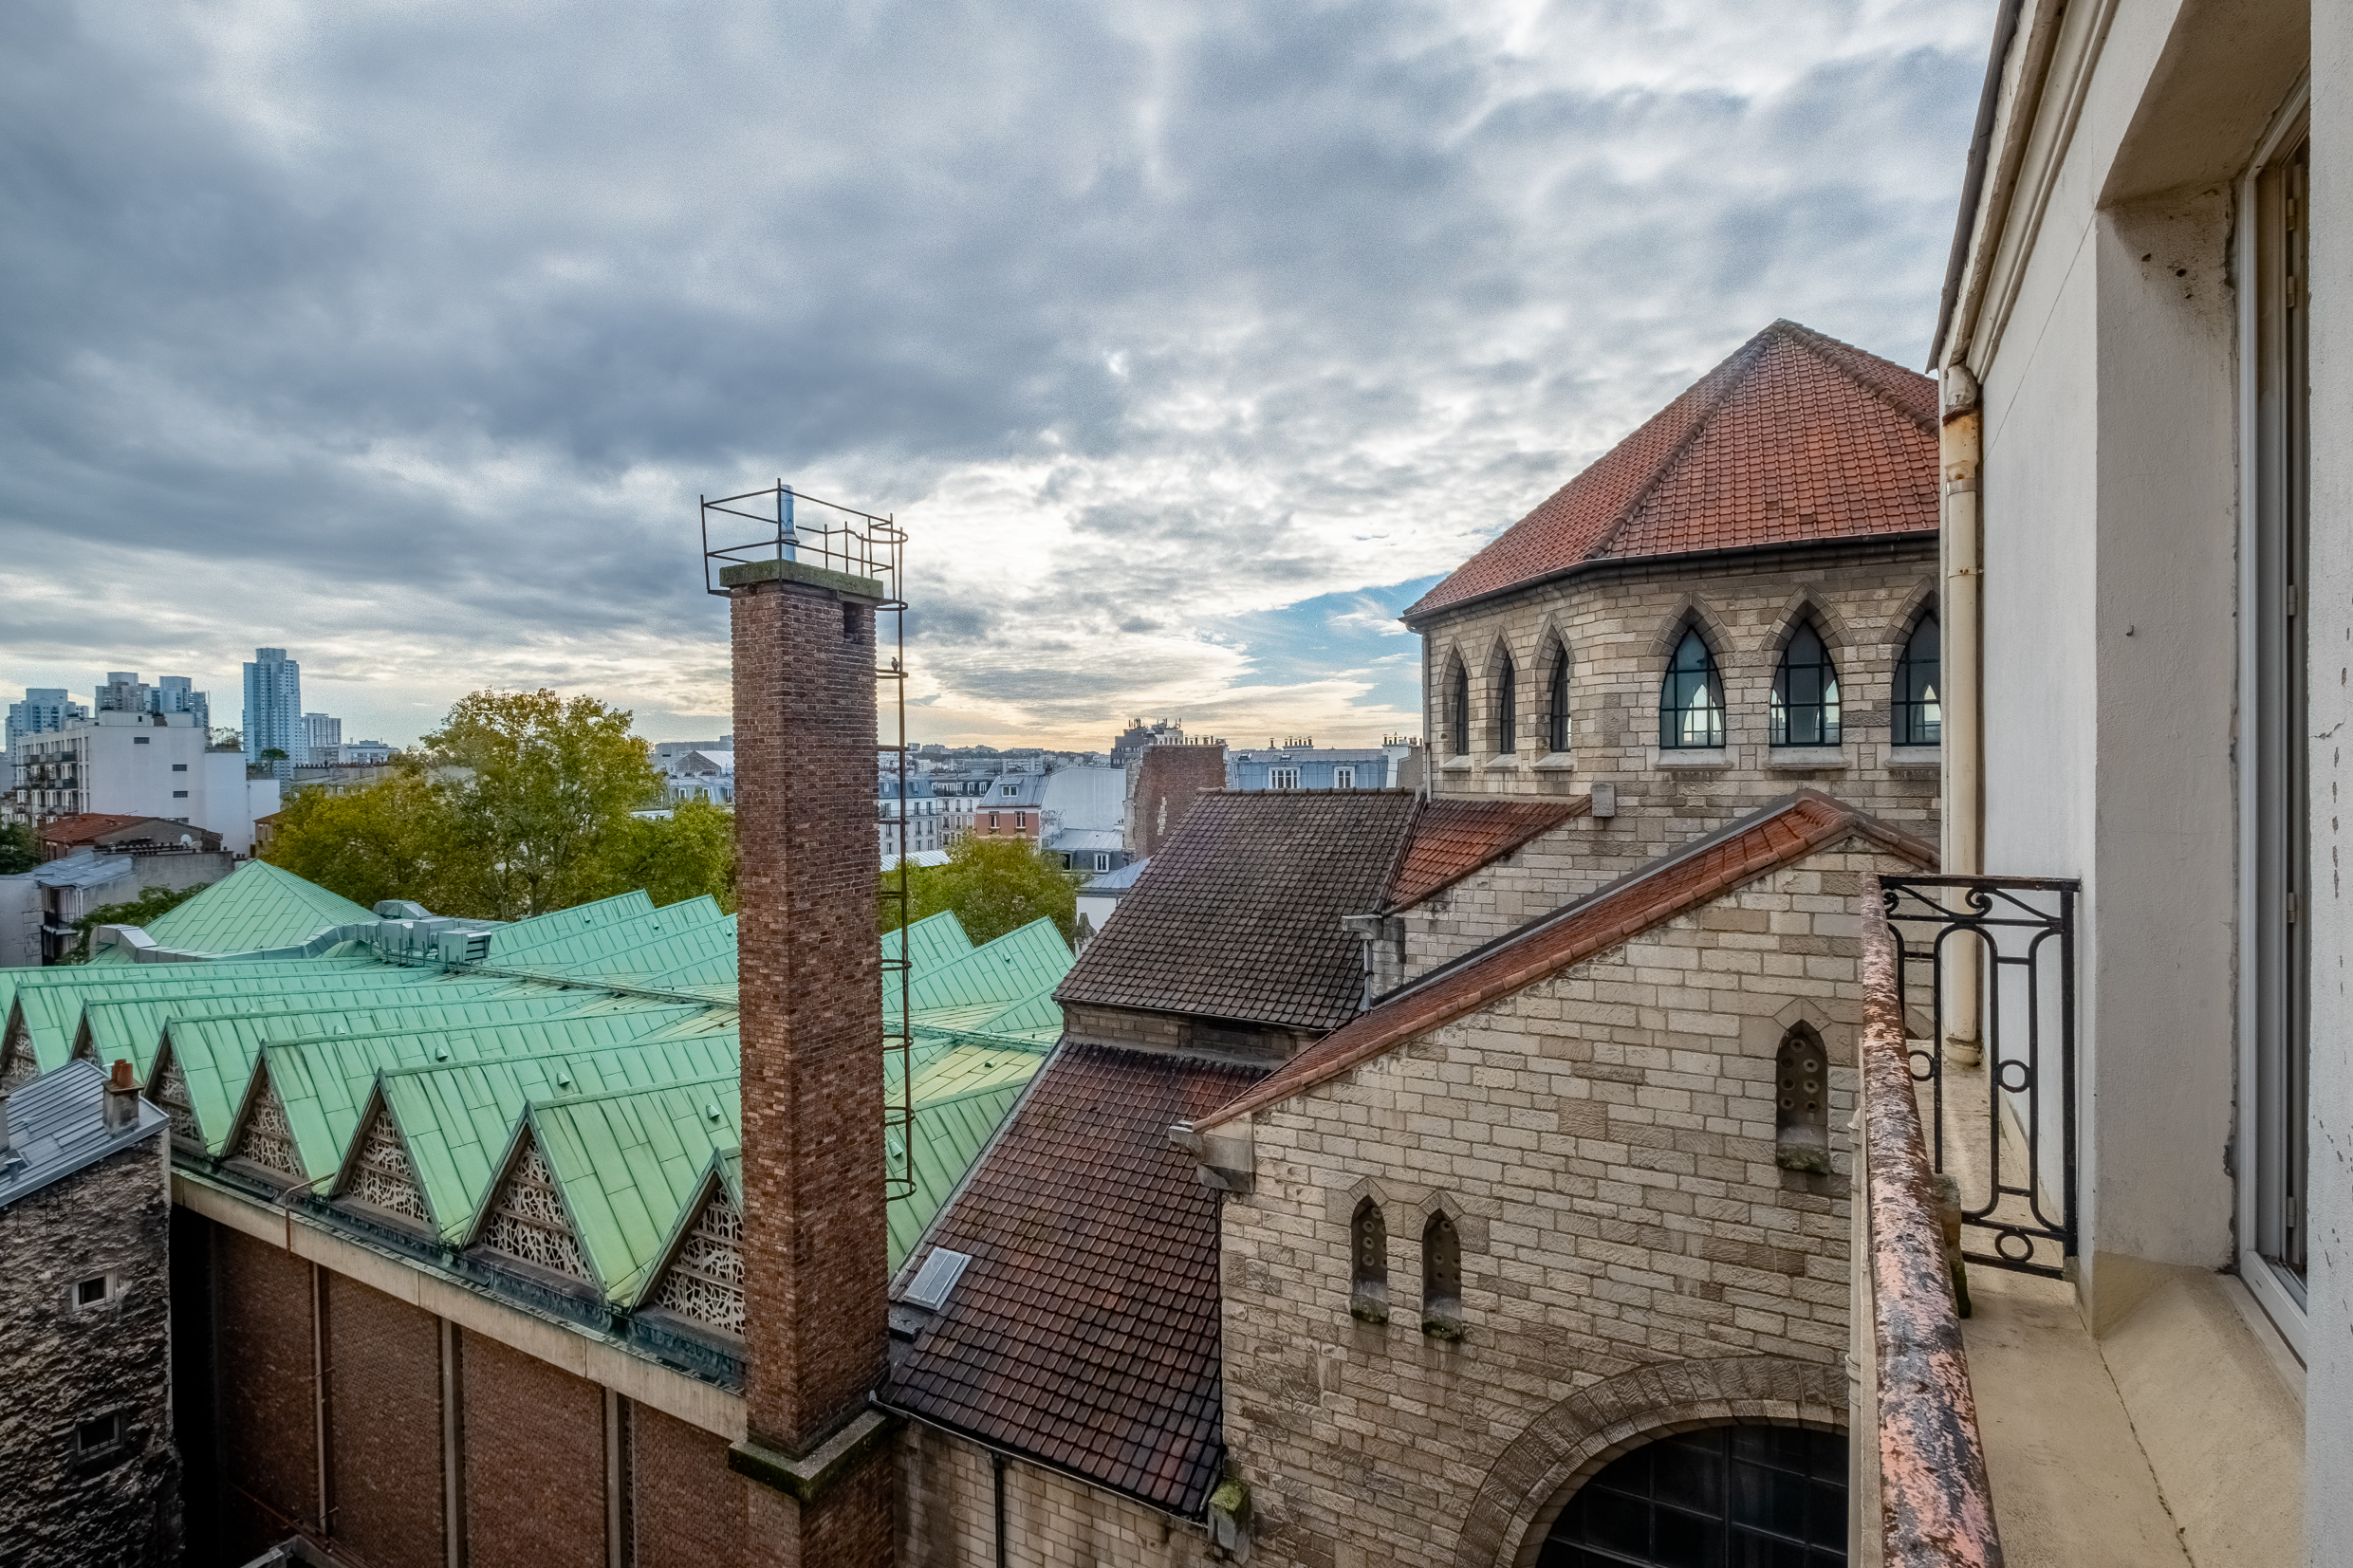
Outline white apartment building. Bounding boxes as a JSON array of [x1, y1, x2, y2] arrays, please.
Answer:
[[4, 711, 279, 855], [303, 712, 343, 765]]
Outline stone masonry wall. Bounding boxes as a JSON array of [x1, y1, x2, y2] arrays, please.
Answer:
[[1220, 842, 1918, 1568], [0, 1133, 178, 1568], [1417, 544, 1940, 876], [898, 1422, 1223, 1568], [1387, 819, 1607, 993]]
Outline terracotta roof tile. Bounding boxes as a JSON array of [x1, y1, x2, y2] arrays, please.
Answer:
[[1054, 791, 1420, 1032], [882, 1043, 1263, 1515], [39, 813, 165, 846], [1405, 322, 1936, 621], [1384, 798, 1588, 911], [1195, 791, 1936, 1131]]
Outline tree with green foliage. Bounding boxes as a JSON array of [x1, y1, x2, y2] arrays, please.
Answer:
[[0, 820, 36, 876], [65, 881, 211, 963], [261, 689, 711, 921], [881, 835, 1077, 948]]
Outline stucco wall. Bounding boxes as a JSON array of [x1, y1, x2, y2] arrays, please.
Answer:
[[1220, 841, 1916, 1567]]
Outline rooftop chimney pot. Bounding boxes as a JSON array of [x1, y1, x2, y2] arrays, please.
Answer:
[[102, 1060, 139, 1132]]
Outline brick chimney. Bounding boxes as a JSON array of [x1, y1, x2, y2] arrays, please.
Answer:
[[1124, 741, 1228, 858], [720, 555, 896, 1564], [102, 1058, 139, 1133]]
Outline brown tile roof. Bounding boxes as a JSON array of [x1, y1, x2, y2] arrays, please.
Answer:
[[1383, 797, 1589, 911], [1054, 790, 1421, 1033], [1195, 791, 1936, 1132], [1404, 321, 1937, 622], [883, 1042, 1265, 1515], [38, 813, 162, 847]]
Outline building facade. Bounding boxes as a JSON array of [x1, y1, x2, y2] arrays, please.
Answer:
[[4, 712, 278, 856], [1226, 744, 1397, 791], [301, 713, 342, 766], [0, 1058, 179, 1564], [241, 649, 301, 770], [6, 689, 90, 764], [1405, 323, 1943, 880]]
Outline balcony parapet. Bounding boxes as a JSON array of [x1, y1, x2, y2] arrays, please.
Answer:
[[1856, 874, 2003, 1566]]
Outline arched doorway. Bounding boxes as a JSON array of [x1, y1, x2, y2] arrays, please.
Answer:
[[1535, 1423, 1846, 1566]]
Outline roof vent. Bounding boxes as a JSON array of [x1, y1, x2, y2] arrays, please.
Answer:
[[902, 1246, 973, 1311], [555, 1072, 573, 1089], [704, 1101, 723, 1124]]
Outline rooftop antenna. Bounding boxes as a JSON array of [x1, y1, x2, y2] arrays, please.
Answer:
[[778, 480, 798, 563]]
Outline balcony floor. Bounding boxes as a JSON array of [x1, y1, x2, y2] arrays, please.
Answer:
[[1928, 1060, 2303, 1568]]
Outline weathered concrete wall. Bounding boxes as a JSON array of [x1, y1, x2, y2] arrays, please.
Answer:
[[1221, 842, 1913, 1567], [0, 1132, 179, 1566], [1417, 544, 1939, 878]]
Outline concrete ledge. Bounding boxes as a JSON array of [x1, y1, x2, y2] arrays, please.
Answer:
[[729, 1408, 899, 1503], [1765, 747, 1847, 770], [717, 557, 885, 602], [1651, 747, 1730, 770]]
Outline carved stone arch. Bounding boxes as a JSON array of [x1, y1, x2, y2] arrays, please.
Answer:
[[1645, 598, 1731, 663], [1436, 641, 1474, 757], [1887, 575, 1941, 655], [1448, 1354, 1847, 1568], [1479, 632, 1525, 755], [1761, 588, 1857, 663]]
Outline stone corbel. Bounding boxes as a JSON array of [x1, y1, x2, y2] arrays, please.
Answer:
[[1168, 1120, 1253, 1194]]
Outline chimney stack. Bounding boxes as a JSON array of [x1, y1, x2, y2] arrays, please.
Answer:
[[719, 548, 896, 1563], [102, 1058, 139, 1133]]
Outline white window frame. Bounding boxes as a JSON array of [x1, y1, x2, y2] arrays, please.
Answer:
[[2235, 79, 2312, 1355], [1333, 766, 1355, 789], [1269, 766, 1300, 790], [1094, 853, 1110, 873]]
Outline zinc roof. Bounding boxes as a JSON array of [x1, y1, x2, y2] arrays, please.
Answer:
[[0, 1059, 168, 1208], [1404, 321, 1937, 622], [109, 860, 377, 957]]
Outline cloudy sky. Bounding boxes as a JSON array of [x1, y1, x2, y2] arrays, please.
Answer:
[[1, 0, 1992, 752]]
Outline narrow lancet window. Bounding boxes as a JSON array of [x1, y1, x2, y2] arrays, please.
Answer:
[[1774, 1024, 1831, 1173], [1496, 654, 1518, 755], [1547, 643, 1570, 754], [1893, 613, 1941, 747], [1350, 1199, 1388, 1323], [1422, 1211, 1463, 1338], [1450, 660, 1471, 757], [1770, 621, 1842, 747], [1658, 628, 1724, 749]]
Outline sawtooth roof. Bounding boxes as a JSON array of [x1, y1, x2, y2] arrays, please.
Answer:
[[1053, 790, 1419, 1033], [884, 1042, 1264, 1516], [1198, 791, 1936, 1132], [1405, 321, 1937, 622]]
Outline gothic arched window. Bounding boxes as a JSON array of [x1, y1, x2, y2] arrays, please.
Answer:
[[1450, 660, 1471, 757], [1892, 611, 1941, 747], [1658, 628, 1725, 749], [1774, 1024, 1831, 1174], [1537, 1425, 1849, 1567], [1770, 621, 1842, 747], [1422, 1211, 1463, 1337], [1495, 653, 1518, 755], [1350, 1199, 1388, 1322], [1547, 642, 1571, 755]]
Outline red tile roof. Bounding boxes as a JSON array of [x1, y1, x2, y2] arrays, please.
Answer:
[[1195, 791, 1936, 1132], [1054, 790, 1422, 1033], [882, 1043, 1265, 1515], [1383, 797, 1589, 911], [1404, 322, 1937, 621], [38, 813, 163, 847]]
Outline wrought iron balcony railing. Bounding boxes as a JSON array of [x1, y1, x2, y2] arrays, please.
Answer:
[[1852, 871, 2075, 1568]]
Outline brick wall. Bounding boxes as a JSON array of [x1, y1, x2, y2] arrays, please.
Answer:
[[1124, 745, 1229, 859], [0, 1134, 178, 1567], [461, 1331, 606, 1567], [1221, 841, 1918, 1567], [898, 1424, 1220, 1568], [630, 1403, 744, 1568], [324, 1273, 444, 1568], [731, 572, 890, 1463], [1417, 544, 1939, 862], [214, 1227, 320, 1556]]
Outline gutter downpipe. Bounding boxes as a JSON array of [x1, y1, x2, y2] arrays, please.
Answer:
[[992, 1451, 1010, 1568], [1942, 366, 1986, 1064]]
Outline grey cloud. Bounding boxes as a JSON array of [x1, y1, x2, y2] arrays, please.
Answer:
[[0, 0, 1994, 744]]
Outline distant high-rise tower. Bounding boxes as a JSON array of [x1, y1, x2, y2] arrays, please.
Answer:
[[303, 712, 343, 766], [153, 675, 210, 736], [95, 672, 154, 715], [242, 648, 302, 770], [4, 689, 90, 762]]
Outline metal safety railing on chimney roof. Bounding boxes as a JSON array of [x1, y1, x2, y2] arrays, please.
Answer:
[[701, 482, 918, 1204]]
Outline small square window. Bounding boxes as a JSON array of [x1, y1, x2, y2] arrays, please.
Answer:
[[74, 1413, 122, 1454], [172, 790, 189, 799], [132, 736, 150, 746], [72, 1274, 116, 1311], [171, 764, 188, 772], [1333, 766, 1355, 789]]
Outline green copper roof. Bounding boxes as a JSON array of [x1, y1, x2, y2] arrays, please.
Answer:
[[523, 1078, 741, 1302], [894, 916, 1071, 1016], [120, 860, 378, 957]]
